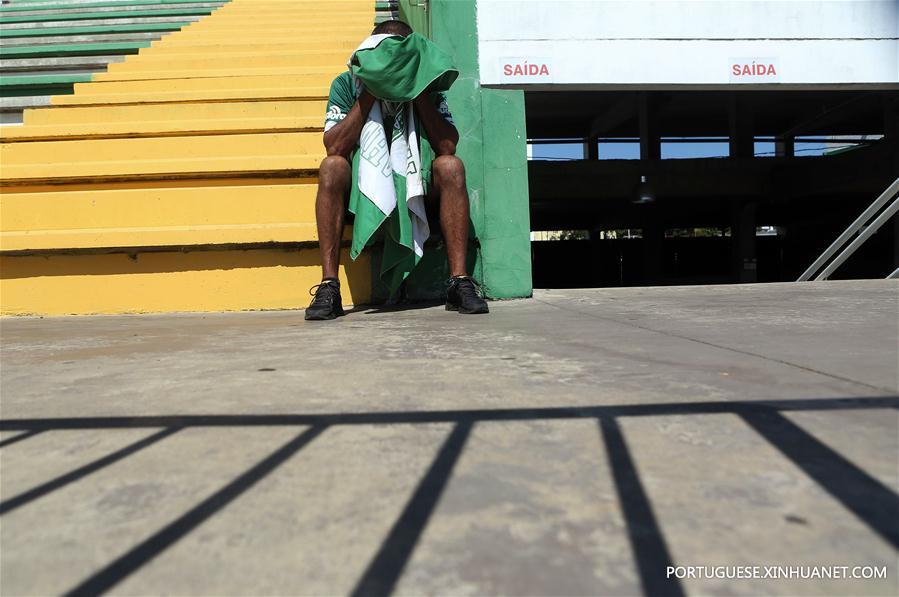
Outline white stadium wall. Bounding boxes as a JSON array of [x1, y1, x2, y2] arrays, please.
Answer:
[[477, 0, 899, 88]]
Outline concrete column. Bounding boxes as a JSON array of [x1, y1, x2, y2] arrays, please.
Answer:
[[642, 217, 664, 284], [729, 94, 754, 158], [638, 92, 661, 161], [583, 135, 599, 160], [775, 136, 794, 157], [731, 201, 758, 283], [883, 97, 899, 271]]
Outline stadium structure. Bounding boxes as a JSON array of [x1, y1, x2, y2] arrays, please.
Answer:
[[1, 0, 897, 315]]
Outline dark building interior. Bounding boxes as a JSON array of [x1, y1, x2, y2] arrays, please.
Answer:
[[525, 89, 899, 288]]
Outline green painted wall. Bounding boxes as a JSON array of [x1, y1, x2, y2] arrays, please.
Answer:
[[398, 0, 430, 37], [402, 0, 532, 300]]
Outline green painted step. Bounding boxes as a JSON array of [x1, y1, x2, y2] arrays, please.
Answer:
[[0, 22, 190, 38], [1, 8, 214, 23], [0, 41, 150, 58], [1, 85, 74, 98], [1, 1, 227, 13], [0, 73, 91, 98], [1, 73, 93, 86]]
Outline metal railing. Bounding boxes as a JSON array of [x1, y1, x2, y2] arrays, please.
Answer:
[[798, 177, 899, 281]]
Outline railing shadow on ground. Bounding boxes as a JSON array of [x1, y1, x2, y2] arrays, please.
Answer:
[[1, 395, 897, 597]]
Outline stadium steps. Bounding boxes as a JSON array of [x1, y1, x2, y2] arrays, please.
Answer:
[[0, 0, 231, 123], [1, 0, 381, 315]]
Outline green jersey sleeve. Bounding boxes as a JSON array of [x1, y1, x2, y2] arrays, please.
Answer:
[[324, 72, 357, 132]]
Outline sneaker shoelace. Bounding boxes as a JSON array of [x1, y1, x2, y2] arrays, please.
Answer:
[[309, 282, 339, 306], [450, 276, 483, 301]]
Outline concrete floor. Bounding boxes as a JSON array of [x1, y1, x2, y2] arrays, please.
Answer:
[[1, 281, 897, 596]]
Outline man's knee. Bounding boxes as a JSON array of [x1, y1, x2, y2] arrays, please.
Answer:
[[318, 155, 351, 192], [432, 155, 466, 188]]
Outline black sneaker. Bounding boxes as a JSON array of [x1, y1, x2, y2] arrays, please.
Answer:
[[446, 276, 489, 314], [305, 279, 344, 320]]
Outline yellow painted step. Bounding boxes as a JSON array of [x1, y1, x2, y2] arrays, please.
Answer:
[[184, 21, 372, 32], [144, 40, 358, 54], [186, 14, 374, 25], [162, 23, 372, 34], [214, 2, 372, 10], [151, 34, 366, 47], [190, 15, 373, 23], [211, 6, 373, 16], [0, 132, 324, 182], [215, 1, 372, 11], [151, 37, 360, 49], [71, 74, 331, 95], [151, 29, 370, 40], [90, 66, 339, 83], [135, 49, 350, 61], [105, 54, 347, 72], [0, 249, 370, 315], [1, 116, 322, 142], [23, 100, 326, 126], [50, 87, 326, 106], [0, 184, 354, 250]]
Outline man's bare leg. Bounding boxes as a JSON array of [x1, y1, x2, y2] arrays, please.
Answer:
[[306, 155, 351, 320], [432, 155, 469, 277], [315, 155, 351, 279], [433, 155, 489, 313]]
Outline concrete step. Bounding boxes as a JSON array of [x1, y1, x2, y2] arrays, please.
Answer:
[[1, 0, 226, 7], [1, 16, 202, 30], [0, 21, 193, 39], [0, 95, 54, 110], [1, 113, 25, 125], [0, 54, 125, 72], [0, 31, 167, 46], [2, 67, 103, 76], [4, 3, 226, 18]]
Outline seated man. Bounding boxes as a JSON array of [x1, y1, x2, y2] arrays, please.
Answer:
[[305, 19, 489, 320]]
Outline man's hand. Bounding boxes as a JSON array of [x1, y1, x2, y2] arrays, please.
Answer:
[[414, 92, 458, 156], [323, 88, 376, 159]]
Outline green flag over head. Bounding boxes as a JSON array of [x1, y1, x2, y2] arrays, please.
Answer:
[[350, 32, 458, 102]]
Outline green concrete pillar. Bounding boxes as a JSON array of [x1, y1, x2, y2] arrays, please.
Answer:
[[410, 0, 533, 299]]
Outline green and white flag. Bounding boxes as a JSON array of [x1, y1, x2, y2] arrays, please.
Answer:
[[349, 83, 428, 294], [347, 34, 458, 295]]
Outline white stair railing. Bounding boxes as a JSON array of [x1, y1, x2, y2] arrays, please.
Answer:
[[798, 177, 899, 281]]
